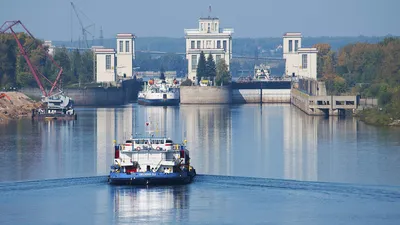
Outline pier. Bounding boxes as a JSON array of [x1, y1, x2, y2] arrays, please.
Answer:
[[290, 78, 358, 116]]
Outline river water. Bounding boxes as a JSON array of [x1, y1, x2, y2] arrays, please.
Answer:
[[0, 104, 399, 224]]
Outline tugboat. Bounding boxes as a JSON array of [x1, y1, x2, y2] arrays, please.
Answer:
[[108, 135, 196, 185], [137, 79, 180, 106], [31, 94, 77, 121]]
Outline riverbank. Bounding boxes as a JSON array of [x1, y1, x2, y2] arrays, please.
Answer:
[[0, 92, 43, 124], [356, 108, 400, 126]]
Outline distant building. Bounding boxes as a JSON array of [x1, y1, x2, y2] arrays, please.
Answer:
[[184, 15, 234, 82], [93, 33, 136, 83], [116, 33, 136, 79], [94, 48, 116, 83], [43, 40, 55, 56], [283, 32, 318, 80]]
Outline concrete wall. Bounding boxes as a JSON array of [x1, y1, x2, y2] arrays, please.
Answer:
[[20, 79, 142, 106], [180, 86, 232, 104], [291, 88, 358, 116], [232, 89, 291, 103], [21, 87, 125, 106], [291, 89, 325, 115]]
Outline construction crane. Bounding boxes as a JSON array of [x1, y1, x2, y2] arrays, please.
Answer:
[[0, 20, 73, 110], [70, 1, 95, 48]]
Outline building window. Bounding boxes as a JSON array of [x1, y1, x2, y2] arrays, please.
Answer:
[[302, 54, 308, 69], [216, 55, 221, 64], [295, 40, 299, 52], [223, 40, 227, 50], [206, 40, 211, 49], [191, 55, 197, 71], [125, 41, 130, 52], [217, 40, 221, 49], [119, 41, 123, 52], [191, 41, 195, 49], [197, 41, 201, 49], [207, 23, 210, 33], [106, 55, 111, 70], [289, 40, 293, 52], [201, 23, 204, 31]]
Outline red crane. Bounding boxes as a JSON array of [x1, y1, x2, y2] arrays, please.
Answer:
[[0, 20, 63, 97]]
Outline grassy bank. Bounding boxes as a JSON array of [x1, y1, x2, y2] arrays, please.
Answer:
[[357, 108, 400, 126]]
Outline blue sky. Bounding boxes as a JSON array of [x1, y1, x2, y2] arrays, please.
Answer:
[[1, 0, 398, 41]]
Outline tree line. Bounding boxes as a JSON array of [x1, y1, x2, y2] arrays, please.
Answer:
[[0, 33, 94, 90], [181, 51, 230, 86], [315, 37, 400, 121]]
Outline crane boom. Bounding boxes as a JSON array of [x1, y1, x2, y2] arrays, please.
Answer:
[[71, 2, 91, 48]]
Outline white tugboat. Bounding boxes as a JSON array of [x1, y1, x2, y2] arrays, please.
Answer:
[[254, 64, 271, 81], [108, 133, 196, 185], [138, 79, 180, 106]]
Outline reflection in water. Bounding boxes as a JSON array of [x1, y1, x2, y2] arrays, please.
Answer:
[[180, 105, 232, 176], [112, 185, 189, 223], [1, 104, 399, 185], [283, 105, 318, 181]]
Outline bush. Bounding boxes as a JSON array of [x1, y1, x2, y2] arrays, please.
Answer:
[[379, 91, 392, 106], [180, 79, 193, 86]]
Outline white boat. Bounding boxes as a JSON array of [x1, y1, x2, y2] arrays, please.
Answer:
[[108, 135, 196, 185], [138, 79, 180, 106], [254, 64, 271, 81]]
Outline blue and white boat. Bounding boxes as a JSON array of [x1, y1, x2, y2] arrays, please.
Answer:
[[138, 80, 180, 106], [108, 135, 196, 185]]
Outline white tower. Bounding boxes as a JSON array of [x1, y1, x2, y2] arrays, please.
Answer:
[[283, 32, 318, 80], [184, 15, 234, 82], [116, 33, 135, 79]]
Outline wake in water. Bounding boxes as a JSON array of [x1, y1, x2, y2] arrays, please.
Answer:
[[1, 174, 400, 202]]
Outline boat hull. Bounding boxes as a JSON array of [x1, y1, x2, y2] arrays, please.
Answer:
[[32, 113, 77, 121], [138, 98, 179, 106], [108, 170, 196, 185]]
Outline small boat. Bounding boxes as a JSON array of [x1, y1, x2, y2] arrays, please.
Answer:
[[32, 94, 77, 121], [138, 79, 180, 106], [108, 135, 196, 185], [254, 64, 272, 81]]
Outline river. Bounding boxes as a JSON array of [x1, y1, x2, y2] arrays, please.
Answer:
[[0, 104, 399, 224]]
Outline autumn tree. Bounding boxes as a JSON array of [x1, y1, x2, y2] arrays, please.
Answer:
[[313, 43, 335, 78]]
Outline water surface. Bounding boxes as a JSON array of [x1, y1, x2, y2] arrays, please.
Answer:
[[0, 104, 399, 224]]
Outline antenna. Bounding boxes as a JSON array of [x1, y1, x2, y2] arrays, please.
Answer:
[[208, 5, 212, 18], [99, 26, 104, 46]]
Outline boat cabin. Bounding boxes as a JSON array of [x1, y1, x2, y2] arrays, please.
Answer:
[[123, 137, 174, 151], [113, 137, 191, 174]]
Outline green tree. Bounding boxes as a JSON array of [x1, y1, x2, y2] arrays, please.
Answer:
[[0, 35, 17, 88], [80, 50, 94, 83], [205, 53, 216, 82], [196, 51, 206, 83], [53, 47, 74, 86], [216, 59, 231, 86], [72, 49, 82, 84]]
